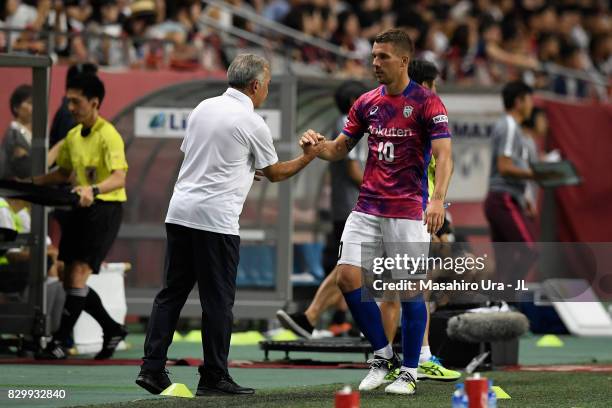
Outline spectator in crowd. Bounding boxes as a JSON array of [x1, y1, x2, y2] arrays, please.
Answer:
[[1, 84, 32, 180], [262, 0, 298, 24], [477, 17, 540, 83], [445, 21, 479, 83], [87, 0, 125, 67], [355, 0, 392, 41], [526, 3, 559, 44], [559, 5, 589, 50], [148, 0, 203, 69], [553, 40, 589, 98], [123, 0, 157, 66], [0, 0, 50, 53], [1, 82, 72, 181], [590, 33, 611, 77], [331, 10, 370, 60], [0, 0, 608, 92], [536, 32, 561, 64]]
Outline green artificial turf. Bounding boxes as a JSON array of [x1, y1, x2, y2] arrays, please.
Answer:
[[80, 371, 612, 408], [1, 334, 611, 407]]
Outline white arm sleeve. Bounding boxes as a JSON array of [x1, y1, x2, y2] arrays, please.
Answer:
[[248, 123, 279, 169]]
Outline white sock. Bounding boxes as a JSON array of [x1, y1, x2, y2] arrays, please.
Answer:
[[419, 346, 432, 364], [400, 366, 418, 381], [374, 344, 393, 359]]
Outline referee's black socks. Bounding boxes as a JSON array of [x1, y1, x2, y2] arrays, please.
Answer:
[[84, 286, 121, 332], [54, 287, 88, 344]]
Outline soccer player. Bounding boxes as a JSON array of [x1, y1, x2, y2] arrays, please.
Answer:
[[278, 60, 460, 382], [381, 59, 461, 382], [302, 30, 453, 395]]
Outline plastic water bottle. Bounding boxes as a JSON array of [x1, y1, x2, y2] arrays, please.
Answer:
[[487, 380, 497, 408], [451, 383, 468, 408]]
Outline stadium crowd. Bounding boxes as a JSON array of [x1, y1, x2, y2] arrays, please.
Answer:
[[0, 1, 610, 93]]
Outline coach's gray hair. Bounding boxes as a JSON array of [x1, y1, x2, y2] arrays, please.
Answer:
[[227, 54, 270, 90]]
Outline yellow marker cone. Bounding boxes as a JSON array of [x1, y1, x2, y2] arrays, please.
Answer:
[[491, 386, 511, 399], [160, 383, 194, 398], [173, 331, 183, 342], [536, 334, 564, 347], [230, 331, 264, 345], [184, 330, 202, 343], [272, 329, 298, 341]]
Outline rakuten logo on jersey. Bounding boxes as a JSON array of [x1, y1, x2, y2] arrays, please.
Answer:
[[432, 115, 448, 124], [368, 125, 413, 137]]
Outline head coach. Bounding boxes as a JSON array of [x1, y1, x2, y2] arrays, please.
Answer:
[[136, 54, 325, 396]]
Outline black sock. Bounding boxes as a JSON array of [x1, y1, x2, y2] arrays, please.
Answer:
[[54, 288, 88, 344], [331, 310, 346, 325], [84, 287, 119, 333]]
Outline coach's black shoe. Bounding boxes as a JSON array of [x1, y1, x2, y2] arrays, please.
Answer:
[[196, 374, 255, 396], [35, 340, 67, 360], [95, 325, 128, 360], [276, 310, 314, 338], [135, 368, 172, 395]]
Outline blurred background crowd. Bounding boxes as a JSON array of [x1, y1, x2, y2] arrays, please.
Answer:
[[0, 0, 610, 97]]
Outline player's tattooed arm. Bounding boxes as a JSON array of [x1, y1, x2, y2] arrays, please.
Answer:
[[300, 128, 359, 161], [344, 136, 358, 153], [325, 133, 355, 161]]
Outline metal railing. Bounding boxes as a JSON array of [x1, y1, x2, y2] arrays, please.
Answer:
[[1, 24, 609, 101], [1, 27, 178, 68], [538, 62, 609, 101], [201, 0, 363, 61]]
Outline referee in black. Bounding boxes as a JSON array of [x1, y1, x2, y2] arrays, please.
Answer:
[[136, 54, 324, 396], [32, 73, 128, 360]]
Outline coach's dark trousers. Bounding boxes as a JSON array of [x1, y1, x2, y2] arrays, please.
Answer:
[[142, 223, 239, 380]]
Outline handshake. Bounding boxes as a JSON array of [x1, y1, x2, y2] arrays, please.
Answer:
[[300, 129, 326, 158]]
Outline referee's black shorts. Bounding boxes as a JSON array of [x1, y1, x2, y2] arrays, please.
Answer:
[[59, 200, 123, 274]]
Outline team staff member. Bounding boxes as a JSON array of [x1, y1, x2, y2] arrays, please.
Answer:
[[33, 73, 128, 360], [484, 81, 539, 285], [136, 54, 324, 397]]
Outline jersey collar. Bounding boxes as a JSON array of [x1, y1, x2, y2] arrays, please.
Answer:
[[505, 113, 518, 127], [225, 87, 254, 112], [380, 80, 414, 97], [80, 116, 104, 137]]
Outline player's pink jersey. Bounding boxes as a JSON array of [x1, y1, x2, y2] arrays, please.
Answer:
[[341, 81, 451, 220]]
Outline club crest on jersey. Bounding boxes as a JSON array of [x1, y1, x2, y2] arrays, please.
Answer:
[[403, 105, 413, 118], [369, 106, 379, 116]]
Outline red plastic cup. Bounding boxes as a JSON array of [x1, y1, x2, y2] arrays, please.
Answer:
[[335, 386, 359, 408], [465, 374, 489, 408]]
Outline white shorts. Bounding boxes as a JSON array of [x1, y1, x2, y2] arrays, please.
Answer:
[[338, 211, 430, 278]]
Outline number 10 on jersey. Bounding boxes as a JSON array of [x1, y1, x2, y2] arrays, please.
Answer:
[[378, 141, 394, 162]]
